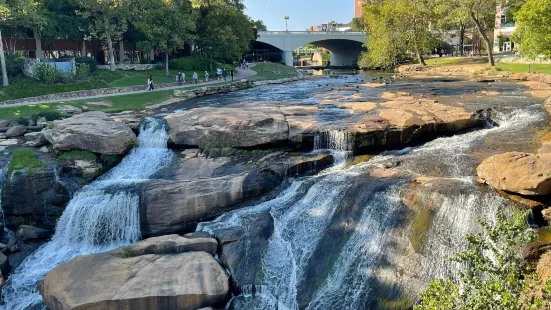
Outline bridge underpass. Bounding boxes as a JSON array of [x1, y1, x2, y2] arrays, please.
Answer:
[[254, 31, 367, 67]]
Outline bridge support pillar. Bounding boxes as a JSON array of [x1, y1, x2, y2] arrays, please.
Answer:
[[283, 51, 293, 66]]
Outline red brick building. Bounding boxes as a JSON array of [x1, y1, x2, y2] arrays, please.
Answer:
[[355, 0, 363, 17]]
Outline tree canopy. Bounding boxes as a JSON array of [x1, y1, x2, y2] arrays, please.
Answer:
[[513, 0, 551, 59]]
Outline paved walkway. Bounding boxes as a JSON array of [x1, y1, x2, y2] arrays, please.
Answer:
[[3, 67, 257, 107]]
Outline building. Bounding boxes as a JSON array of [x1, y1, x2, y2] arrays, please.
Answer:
[[355, 0, 363, 17], [493, 4, 517, 53]]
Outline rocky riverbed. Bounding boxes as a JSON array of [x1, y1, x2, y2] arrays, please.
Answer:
[[1, 71, 551, 309]]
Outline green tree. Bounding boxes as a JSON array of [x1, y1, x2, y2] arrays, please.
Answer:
[[513, 0, 551, 59], [193, 0, 256, 62], [361, 0, 439, 68], [74, 0, 129, 70], [0, 0, 42, 86], [130, 0, 196, 76], [253, 19, 267, 31], [416, 209, 546, 310], [351, 16, 364, 31], [437, 0, 498, 65]]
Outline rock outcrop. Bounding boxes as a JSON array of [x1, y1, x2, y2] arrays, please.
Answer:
[[477, 152, 551, 196], [165, 91, 481, 153], [140, 151, 333, 236], [2, 166, 69, 216], [43, 111, 137, 154], [39, 235, 229, 310]]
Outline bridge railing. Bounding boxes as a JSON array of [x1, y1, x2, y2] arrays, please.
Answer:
[[258, 31, 366, 35]]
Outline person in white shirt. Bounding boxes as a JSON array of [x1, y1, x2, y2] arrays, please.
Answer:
[[205, 71, 209, 82], [193, 72, 198, 84]]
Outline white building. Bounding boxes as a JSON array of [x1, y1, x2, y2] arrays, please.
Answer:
[[494, 4, 517, 53]]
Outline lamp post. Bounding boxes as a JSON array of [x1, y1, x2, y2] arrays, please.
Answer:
[[284, 15, 289, 31]]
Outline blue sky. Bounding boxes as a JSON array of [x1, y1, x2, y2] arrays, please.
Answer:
[[244, 0, 355, 31]]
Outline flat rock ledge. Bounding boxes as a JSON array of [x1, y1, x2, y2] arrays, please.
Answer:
[[477, 152, 551, 196], [39, 234, 229, 310], [43, 111, 137, 154], [165, 94, 482, 153]]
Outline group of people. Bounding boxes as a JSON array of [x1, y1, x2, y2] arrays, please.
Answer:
[[147, 66, 238, 91]]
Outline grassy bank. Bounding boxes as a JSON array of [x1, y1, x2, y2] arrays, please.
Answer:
[[0, 81, 230, 120], [252, 63, 300, 80], [423, 57, 551, 74], [0, 68, 234, 102]]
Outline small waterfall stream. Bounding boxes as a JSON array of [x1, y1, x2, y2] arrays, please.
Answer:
[[1, 118, 173, 310], [198, 108, 544, 309]]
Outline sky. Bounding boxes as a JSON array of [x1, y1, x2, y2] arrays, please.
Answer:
[[244, 0, 355, 31]]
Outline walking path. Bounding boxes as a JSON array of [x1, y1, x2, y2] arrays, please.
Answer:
[[1, 67, 257, 107]]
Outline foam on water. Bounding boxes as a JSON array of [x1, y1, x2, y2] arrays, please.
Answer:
[[1, 117, 173, 310]]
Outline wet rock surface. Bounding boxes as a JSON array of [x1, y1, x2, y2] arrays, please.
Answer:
[[165, 88, 482, 153], [140, 151, 334, 236]]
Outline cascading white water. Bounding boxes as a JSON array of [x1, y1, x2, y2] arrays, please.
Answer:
[[0, 160, 8, 232], [314, 131, 353, 163], [306, 187, 403, 309], [1, 117, 173, 310], [198, 107, 545, 309]]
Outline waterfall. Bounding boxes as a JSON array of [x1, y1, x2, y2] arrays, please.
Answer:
[[1, 117, 173, 310], [0, 158, 8, 234], [314, 131, 353, 163]]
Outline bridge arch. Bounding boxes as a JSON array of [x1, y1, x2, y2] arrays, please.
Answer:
[[255, 31, 367, 66]]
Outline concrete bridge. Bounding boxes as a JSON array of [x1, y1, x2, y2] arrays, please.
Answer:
[[256, 31, 366, 67]]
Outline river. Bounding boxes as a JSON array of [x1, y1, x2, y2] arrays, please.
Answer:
[[1, 74, 547, 309]]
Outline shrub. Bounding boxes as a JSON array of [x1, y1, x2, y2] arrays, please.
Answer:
[[415, 209, 543, 310], [76, 63, 91, 79], [75, 56, 98, 72], [169, 56, 234, 72], [5, 52, 25, 77], [58, 150, 98, 162], [36, 63, 60, 84]]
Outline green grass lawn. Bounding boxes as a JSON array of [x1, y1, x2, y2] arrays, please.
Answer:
[[424, 57, 488, 66], [495, 63, 551, 74], [0, 81, 231, 120], [0, 68, 237, 102], [252, 63, 300, 80]]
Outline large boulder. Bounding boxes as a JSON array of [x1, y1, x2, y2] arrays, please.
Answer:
[[5, 125, 26, 138], [2, 166, 69, 216], [16, 225, 52, 240], [165, 107, 288, 148], [39, 237, 229, 310], [140, 152, 334, 236], [43, 111, 137, 154], [477, 152, 551, 196], [24, 131, 47, 147]]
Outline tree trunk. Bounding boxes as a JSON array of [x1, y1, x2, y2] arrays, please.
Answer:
[[150, 48, 155, 63], [34, 31, 43, 59], [459, 24, 465, 56], [165, 52, 169, 77], [416, 51, 426, 66], [106, 35, 116, 71], [81, 40, 87, 57], [0, 30, 8, 87], [119, 41, 124, 64], [470, 12, 495, 66]]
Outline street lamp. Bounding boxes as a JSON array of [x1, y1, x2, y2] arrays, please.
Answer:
[[284, 15, 290, 31]]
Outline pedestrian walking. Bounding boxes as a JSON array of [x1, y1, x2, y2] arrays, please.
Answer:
[[230, 69, 234, 81], [217, 67, 222, 80], [193, 72, 198, 84], [176, 72, 183, 85], [182, 72, 186, 84], [222, 69, 227, 81], [147, 75, 155, 91], [205, 71, 209, 82]]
